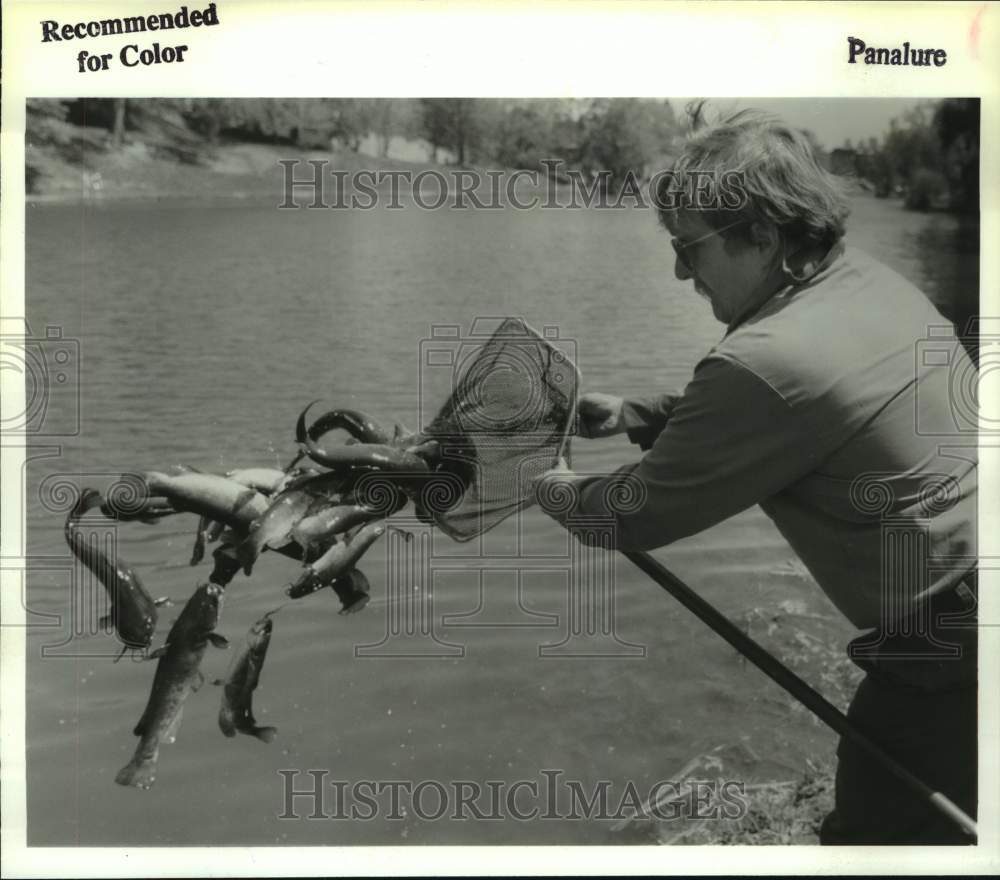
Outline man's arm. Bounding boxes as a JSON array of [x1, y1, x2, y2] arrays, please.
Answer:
[[620, 392, 683, 450], [577, 391, 681, 446], [541, 355, 837, 551]]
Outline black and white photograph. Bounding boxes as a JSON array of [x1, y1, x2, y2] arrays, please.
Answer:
[[2, 2, 997, 877]]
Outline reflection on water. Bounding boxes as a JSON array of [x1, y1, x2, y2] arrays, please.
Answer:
[[23, 193, 977, 845], [911, 213, 980, 363], [846, 194, 980, 361]]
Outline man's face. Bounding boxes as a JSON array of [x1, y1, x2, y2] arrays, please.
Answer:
[[670, 212, 774, 325]]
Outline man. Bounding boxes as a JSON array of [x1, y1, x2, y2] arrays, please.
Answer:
[[535, 111, 978, 844]]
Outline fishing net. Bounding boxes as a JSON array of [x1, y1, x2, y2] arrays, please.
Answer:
[[419, 317, 579, 541]]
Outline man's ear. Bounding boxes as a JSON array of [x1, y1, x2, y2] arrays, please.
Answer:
[[748, 221, 780, 254]]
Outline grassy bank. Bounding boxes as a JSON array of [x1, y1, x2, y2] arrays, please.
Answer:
[[26, 128, 428, 202], [611, 599, 859, 844]]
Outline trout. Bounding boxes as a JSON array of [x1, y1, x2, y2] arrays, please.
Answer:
[[236, 488, 319, 575], [289, 503, 380, 553], [235, 471, 348, 575], [287, 522, 385, 599], [225, 467, 288, 494], [99, 494, 177, 523], [302, 437, 431, 476], [218, 612, 278, 742], [142, 470, 270, 531], [64, 488, 165, 651], [115, 583, 228, 789]]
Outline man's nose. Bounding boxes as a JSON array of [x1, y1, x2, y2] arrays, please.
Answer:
[[674, 254, 693, 281]]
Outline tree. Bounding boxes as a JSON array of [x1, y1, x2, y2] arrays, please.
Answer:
[[933, 98, 979, 212], [490, 101, 553, 168], [419, 99, 482, 165], [576, 99, 664, 192], [111, 99, 127, 148]]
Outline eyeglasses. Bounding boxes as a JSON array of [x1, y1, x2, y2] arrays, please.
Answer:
[[671, 219, 746, 272]]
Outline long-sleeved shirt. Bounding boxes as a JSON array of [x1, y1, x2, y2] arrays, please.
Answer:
[[549, 244, 977, 630]]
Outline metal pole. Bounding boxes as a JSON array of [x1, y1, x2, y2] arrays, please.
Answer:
[[623, 549, 978, 840]]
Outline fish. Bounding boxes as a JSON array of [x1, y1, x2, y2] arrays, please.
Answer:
[[218, 612, 279, 742], [225, 467, 288, 495], [143, 470, 270, 531], [391, 421, 420, 448], [115, 583, 229, 789], [235, 488, 316, 576], [99, 494, 177, 523], [289, 503, 381, 553], [287, 522, 385, 599], [284, 402, 393, 471], [302, 435, 431, 477], [233, 468, 351, 574], [296, 401, 393, 446], [64, 488, 166, 652]]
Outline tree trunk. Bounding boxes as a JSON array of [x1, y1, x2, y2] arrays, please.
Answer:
[[111, 99, 126, 148]]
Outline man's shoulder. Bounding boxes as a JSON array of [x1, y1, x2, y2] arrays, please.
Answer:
[[712, 247, 944, 408]]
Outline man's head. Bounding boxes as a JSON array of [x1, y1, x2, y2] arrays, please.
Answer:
[[657, 110, 850, 325]]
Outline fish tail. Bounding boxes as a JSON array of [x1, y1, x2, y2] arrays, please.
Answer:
[[115, 756, 158, 789], [252, 725, 278, 744], [218, 706, 237, 738]]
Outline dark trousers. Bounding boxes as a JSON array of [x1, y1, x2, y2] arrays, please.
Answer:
[[820, 576, 978, 845]]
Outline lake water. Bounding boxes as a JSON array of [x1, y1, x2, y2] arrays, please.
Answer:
[[22, 191, 977, 845]]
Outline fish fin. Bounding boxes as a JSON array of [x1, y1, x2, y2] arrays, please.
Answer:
[[218, 707, 237, 738], [163, 706, 184, 745], [190, 518, 207, 565], [338, 593, 371, 615], [252, 725, 278, 744], [191, 670, 205, 692], [234, 536, 257, 577], [115, 757, 157, 789], [208, 633, 229, 649]]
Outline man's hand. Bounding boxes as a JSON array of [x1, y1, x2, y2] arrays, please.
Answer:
[[531, 456, 579, 511], [577, 392, 627, 439]]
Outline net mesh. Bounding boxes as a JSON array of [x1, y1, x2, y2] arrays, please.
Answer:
[[419, 317, 579, 541]]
